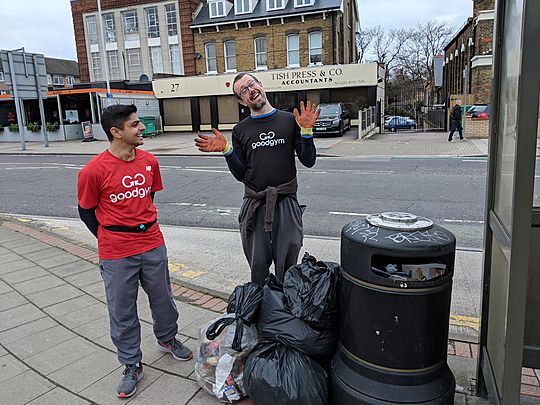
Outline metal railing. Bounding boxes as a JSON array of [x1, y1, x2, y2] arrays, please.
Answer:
[[358, 106, 377, 138]]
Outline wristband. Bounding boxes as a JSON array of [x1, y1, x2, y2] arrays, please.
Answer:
[[222, 143, 233, 155], [300, 127, 313, 136]]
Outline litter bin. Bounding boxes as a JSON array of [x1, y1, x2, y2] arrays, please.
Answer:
[[140, 116, 157, 137], [330, 212, 456, 404]]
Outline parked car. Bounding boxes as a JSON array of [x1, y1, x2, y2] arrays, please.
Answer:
[[384, 116, 417, 132], [313, 102, 351, 136], [466, 104, 490, 119]]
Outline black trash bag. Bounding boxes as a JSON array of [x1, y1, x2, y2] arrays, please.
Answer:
[[283, 253, 340, 330], [244, 342, 328, 405], [206, 282, 263, 352], [257, 282, 337, 362]]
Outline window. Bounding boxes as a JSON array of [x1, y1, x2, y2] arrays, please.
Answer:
[[235, 0, 250, 13], [145, 7, 159, 38], [209, 0, 226, 18], [267, 0, 284, 10], [86, 15, 98, 45], [125, 48, 142, 80], [169, 44, 181, 74], [287, 34, 300, 67], [107, 50, 121, 80], [47, 74, 52, 85], [165, 4, 178, 36], [103, 13, 116, 43], [91, 51, 101, 80], [123, 10, 138, 34], [149, 46, 163, 74], [205, 43, 217, 73], [295, 0, 313, 6], [54, 75, 64, 86], [309, 31, 322, 65], [224, 41, 236, 72], [0, 71, 4, 82], [66, 75, 74, 86], [254, 37, 267, 70]]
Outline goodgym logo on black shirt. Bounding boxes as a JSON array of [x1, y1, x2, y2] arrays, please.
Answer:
[[251, 131, 285, 150]]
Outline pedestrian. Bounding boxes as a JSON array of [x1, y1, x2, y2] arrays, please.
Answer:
[[448, 99, 464, 141], [77, 104, 192, 399], [195, 73, 319, 285]]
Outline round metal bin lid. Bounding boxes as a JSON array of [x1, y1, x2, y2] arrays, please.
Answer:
[[366, 212, 433, 231]]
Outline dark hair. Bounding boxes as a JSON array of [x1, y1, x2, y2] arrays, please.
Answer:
[[232, 73, 259, 99], [101, 104, 137, 141]]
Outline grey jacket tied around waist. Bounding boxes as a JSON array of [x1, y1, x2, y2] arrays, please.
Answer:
[[241, 177, 299, 233]]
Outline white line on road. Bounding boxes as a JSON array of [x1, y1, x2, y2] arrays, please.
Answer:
[[443, 219, 484, 224], [462, 159, 487, 162], [169, 202, 208, 207], [329, 212, 368, 217]]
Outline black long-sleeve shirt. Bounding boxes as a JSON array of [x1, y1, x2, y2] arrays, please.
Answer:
[[224, 109, 316, 192]]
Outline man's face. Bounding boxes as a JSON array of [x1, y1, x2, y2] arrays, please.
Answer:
[[234, 75, 267, 111], [112, 113, 145, 146]]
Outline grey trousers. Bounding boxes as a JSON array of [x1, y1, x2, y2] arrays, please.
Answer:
[[239, 196, 303, 285], [99, 244, 178, 365]]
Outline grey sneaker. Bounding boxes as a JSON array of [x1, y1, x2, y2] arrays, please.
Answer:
[[157, 338, 193, 361], [117, 364, 144, 398]]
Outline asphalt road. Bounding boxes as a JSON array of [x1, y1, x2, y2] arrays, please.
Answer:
[[0, 154, 487, 249]]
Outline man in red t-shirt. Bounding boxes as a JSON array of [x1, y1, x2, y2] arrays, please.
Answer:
[[77, 104, 192, 398]]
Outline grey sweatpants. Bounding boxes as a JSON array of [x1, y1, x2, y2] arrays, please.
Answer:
[[99, 244, 178, 365], [239, 196, 303, 285]]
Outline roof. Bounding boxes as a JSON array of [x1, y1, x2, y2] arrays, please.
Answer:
[[44, 57, 80, 77], [192, 0, 343, 27]]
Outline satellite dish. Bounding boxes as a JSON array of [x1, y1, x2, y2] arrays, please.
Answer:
[[139, 74, 149, 82]]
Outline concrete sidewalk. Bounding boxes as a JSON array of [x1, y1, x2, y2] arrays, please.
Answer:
[[4, 218, 540, 404], [0, 130, 490, 158]]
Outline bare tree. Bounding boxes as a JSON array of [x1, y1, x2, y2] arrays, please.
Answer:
[[368, 25, 410, 84], [355, 27, 376, 63], [397, 20, 454, 84]]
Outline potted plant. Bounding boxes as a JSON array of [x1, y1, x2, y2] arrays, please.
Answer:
[[27, 122, 41, 132], [8, 123, 19, 132], [46, 121, 60, 132]]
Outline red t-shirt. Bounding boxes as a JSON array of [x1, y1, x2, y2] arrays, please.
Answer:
[[78, 149, 165, 260]]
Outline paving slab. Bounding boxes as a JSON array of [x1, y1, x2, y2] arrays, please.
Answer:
[[79, 365, 162, 405], [27, 283, 84, 308], [64, 268, 103, 287], [55, 302, 108, 329], [23, 247, 66, 262], [38, 253, 80, 270], [1, 236, 36, 249], [127, 373, 200, 405], [73, 315, 111, 340], [48, 350, 122, 393], [0, 290, 27, 312], [0, 259, 37, 275], [0, 369, 55, 404], [0, 303, 46, 332], [43, 295, 101, 318], [3, 324, 76, 360], [0, 252, 24, 266], [187, 390, 222, 405], [150, 338, 197, 377], [12, 274, 65, 295], [48, 260, 97, 278], [0, 354, 30, 383], [79, 280, 106, 299], [8, 241, 50, 255], [0, 317, 57, 344], [26, 387, 91, 405], [25, 336, 99, 375], [1, 266, 50, 284], [0, 279, 12, 295]]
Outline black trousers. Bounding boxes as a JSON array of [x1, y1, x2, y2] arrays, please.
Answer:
[[449, 120, 463, 140], [239, 196, 303, 285]]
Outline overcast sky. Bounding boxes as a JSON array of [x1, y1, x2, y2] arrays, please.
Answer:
[[0, 0, 473, 61]]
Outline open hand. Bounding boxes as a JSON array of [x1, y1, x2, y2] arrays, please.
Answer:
[[194, 128, 227, 152], [293, 100, 320, 128]]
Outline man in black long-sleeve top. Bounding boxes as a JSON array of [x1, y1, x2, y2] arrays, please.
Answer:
[[448, 100, 464, 142], [195, 73, 319, 284]]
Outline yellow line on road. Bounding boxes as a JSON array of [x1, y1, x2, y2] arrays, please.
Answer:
[[450, 314, 480, 330]]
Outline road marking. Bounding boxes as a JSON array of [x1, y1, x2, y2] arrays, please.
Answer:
[[169, 202, 208, 207], [449, 315, 480, 331], [462, 159, 487, 162], [3, 167, 62, 170], [329, 211, 368, 217]]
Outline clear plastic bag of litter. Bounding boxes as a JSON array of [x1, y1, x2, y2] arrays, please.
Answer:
[[194, 314, 258, 403]]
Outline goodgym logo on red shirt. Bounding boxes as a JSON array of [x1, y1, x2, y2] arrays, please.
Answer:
[[110, 173, 152, 203]]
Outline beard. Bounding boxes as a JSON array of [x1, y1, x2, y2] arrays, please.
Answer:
[[247, 91, 267, 111]]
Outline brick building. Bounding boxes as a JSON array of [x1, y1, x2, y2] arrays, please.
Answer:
[[70, 0, 199, 82], [152, 0, 376, 132], [444, 0, 494, 106]]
